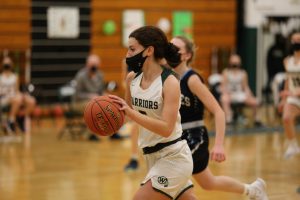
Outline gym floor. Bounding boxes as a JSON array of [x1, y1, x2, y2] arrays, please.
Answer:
[[0, 117, 299, 200]]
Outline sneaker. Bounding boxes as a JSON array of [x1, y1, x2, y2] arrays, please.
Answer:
[[248, 178, 269, 200], [88, 134, 100, 141], [16, 116, 26, 132], [124, 159, 138, 172], [284, 143, 300, 159], [254, 121, 264, 127], [6, 120, 16, 133], [110, 133, 124, 140]]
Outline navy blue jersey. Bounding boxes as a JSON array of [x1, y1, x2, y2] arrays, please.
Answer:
[[180, 69, 205, 123]]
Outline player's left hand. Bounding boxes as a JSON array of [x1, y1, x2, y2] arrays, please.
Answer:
[[210, 144, 226, 163], [108, 95, 130, 114]]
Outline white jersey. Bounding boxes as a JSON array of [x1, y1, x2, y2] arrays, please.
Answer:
[[224, 69, 247, 103], [130, 69, 182, 148], [286, 57, 300, 94], [225, 69, 245, 93], [286, 56, 300, 108], [0, 73, 17, 105]]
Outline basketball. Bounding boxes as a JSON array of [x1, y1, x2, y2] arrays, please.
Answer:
[[83, 96, 125, 136]]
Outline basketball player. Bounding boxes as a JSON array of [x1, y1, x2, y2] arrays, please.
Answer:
[[110, 26, 198, 200], [281, 31, 300, 159], [169, 36, 269, 200], [221, 54, 262, 126]]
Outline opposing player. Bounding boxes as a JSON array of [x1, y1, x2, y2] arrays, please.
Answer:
[[170, 36, 269, 200]]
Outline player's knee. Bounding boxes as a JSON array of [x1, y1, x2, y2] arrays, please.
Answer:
[[199, 180, 215, 191], [282, 114, 293, 124]]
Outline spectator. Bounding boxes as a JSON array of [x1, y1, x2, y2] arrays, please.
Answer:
[[280, 31, 300, 159], [73, 54, 123, 140], [220, 54, 262, 126], [266, 33, 286, 90], [0, 56, 36, 133]]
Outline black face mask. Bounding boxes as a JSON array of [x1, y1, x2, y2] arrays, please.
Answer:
[[126, 49, 147, 73], [230, 64, 240, 68], [3, 64, 12, 71], [292, 43, 300, 52], [90, 65, 97, 73]]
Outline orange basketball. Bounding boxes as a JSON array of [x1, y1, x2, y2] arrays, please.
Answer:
[[83, 96, 125, 136]]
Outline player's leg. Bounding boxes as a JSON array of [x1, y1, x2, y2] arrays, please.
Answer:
[[194, 167, 244, 193], [177, 187, 198, 200], [193, 167, 268, 200], [282, 102, 300, 158], [133, 181, 171, 200], [124, 122, 139, 171]]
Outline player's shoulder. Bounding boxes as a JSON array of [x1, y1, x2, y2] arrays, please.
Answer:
[[161, 67, 179, 84], [126, 71, 138, 83]]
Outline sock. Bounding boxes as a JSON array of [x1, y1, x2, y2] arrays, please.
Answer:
[[243, 184, 250, 196], [131, 154, 138, 160], [288, 138, 298, 147]]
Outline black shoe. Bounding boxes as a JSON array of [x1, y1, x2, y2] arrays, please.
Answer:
[[16, 116, 26, 132], [110, 133, 124, 140], [7, 120, 16, 133], [124, 159, 138, 172], [254, 121, 264, 127], [88, 134, 100, 141]]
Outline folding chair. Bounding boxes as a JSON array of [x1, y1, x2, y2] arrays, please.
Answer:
[[57, 80, 87, 140]]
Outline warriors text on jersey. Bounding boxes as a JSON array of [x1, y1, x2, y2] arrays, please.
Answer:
[[130, 68, 182, 148]]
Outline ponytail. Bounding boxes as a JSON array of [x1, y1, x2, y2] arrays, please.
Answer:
[[164, 42, 181, 68]]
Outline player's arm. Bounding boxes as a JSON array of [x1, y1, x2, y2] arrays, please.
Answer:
[[188, 75, 226, 162], [124, 71, 135, 108]]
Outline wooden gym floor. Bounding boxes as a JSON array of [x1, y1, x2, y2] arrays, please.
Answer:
[[0, 118, 299, 200]]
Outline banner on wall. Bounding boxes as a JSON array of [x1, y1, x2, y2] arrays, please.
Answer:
[[172, 11, 193, 39], [122, 10, 145, 47], [47, 6, 79, 38]]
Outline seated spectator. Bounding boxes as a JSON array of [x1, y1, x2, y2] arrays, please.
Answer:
[[220, 54, 262, 126], [280, 31, 300, 159], [73, 54, 123, 140], [0, 56, 36, 133]]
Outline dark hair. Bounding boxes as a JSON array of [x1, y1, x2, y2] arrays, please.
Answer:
[[129, 26, 181, 67], [173, 36, 196, 65]]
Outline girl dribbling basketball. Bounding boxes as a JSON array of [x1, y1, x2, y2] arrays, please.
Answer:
[[110, 26, 198, 200]]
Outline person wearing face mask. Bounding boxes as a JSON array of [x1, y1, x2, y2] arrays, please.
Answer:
[[280, 31, 300, 159], [109, 26, 199, 200], [73, 54, 105, 102], [0, 56, 36, 135], [220, 54, 263, 126], [73, 54, 123, 140], [169, 36, 268, 200]]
